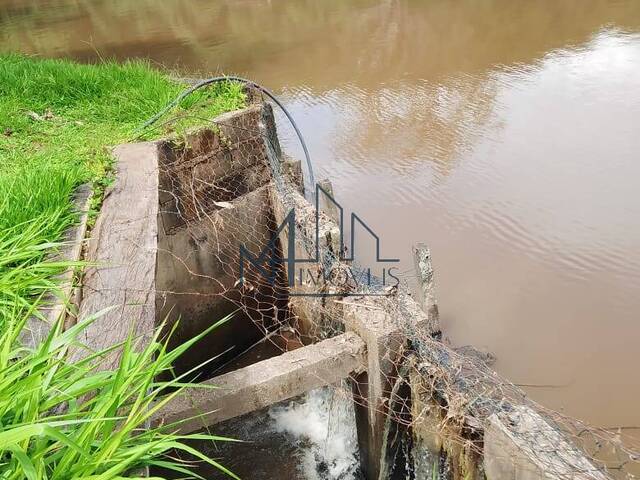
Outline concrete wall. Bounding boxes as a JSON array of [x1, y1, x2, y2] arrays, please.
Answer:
[[155, 104, 291, 378]]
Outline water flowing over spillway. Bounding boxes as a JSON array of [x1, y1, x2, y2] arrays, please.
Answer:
[[269, 385, 362, 480]]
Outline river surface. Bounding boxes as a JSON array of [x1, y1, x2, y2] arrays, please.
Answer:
[[2, 0, 639, 441]]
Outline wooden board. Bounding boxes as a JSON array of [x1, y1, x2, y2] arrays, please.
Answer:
[[72, 142, 159, 369], [153, 332, 366, 433]]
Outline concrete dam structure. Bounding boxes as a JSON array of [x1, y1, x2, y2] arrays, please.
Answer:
[[62, 97, 613, 480]]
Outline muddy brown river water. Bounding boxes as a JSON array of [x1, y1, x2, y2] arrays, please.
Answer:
[[2, 0, 639, 438]]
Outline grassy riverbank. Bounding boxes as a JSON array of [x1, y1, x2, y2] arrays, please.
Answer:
[[0, 54, 245, 478], [0, 53, 245, 323]]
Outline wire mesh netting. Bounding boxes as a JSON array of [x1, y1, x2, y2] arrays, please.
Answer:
[[145, 83, 640, 480]]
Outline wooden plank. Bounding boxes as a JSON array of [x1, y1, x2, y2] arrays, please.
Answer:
[[153, 332, 366, 433], [71, 142, 159, 369]]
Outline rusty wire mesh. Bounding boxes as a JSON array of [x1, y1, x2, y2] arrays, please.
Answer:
[[146, 84, 640, 480]]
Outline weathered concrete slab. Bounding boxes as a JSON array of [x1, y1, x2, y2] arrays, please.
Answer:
[[485, 406, 609, 480], [72, 142, 158, 368], [282, 155, 304, 194], [156, 184, 288, 377], [317, 178, 340, 224], [409, 359, 483, 480], [343, 298, 414, 480], [22, 184, 91, 349], [342, 294, 439, 479], [157, 104, 279, 232], [153, 332, 366, 433], [408, 345, 606, 480], [268, 183, 343, 340]]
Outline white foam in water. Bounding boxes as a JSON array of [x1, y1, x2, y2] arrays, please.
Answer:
[[269, 384, 361, 480]]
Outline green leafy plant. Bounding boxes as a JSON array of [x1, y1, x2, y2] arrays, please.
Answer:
[[0, 303, 239, 479]]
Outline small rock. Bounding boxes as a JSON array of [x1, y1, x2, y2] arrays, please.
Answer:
[[27, 111, 44, 121], [27, 109, 55, 122]]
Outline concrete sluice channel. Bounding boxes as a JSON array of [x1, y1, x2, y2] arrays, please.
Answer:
[[154, 105, 289, 380], [151, 101, 365, 479], [71, 97, 366, 478], [73, 97, 618, 480], [151, 102, 366, 479]]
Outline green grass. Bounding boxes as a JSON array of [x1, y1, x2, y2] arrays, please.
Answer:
[[0, 52, 245, 226], [0, 54, 246, 479], [0, 53, 245, 323]]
